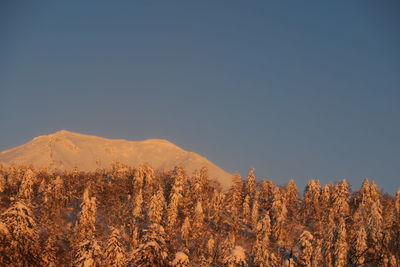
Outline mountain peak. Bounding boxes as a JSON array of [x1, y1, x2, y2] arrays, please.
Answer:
[[0, 131, 232, 188]]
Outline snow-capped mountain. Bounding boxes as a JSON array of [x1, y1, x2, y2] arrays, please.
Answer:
[[0, 130, 232, 188]]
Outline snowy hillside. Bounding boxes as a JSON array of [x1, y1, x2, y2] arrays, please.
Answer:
[[0, 130, 232, 188]]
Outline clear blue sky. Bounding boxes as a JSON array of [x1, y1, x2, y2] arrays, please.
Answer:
[[1, 1, 399, 194]]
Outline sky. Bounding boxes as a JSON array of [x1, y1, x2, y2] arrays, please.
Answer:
[[1, 1, 399, 194]]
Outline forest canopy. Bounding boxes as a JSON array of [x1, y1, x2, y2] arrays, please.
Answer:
[[0, 164, 399, 266]]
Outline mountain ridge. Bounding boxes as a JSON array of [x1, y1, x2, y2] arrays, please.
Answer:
[[0, 130, 232, 188]]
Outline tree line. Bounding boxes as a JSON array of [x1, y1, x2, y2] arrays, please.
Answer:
[[0, 164, 399, 266]]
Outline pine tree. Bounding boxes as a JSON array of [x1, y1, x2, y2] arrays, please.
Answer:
[[103, 227, 126, 267]]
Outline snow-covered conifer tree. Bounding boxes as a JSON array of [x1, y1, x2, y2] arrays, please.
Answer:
[[301, 179, 321, 228], [18, 169, 36, 200], [283, 179, 299, 221], [333, 217, 348, 267], [246, 168, 256, 200], [74, 236, 102, 267], [0, 201, 41, 265], [76, 187, 97, 240], [148, 188, 165, 224], [227, 174, 244, 233], [171, 251, 190, 267], [352, 224, 367, 265], [251, 193, 259, 230], [210, 190, 225, 226], [395, 189, 400, 215], [223, 245, 248, 267], [0, 174, 5, 193], [242, 194, 251, 225], [42, 234, 58, 267], [166, 168, 184, 230], [332, 179, 350, 219], [253, 212, 277, 267], [192, 201, 205, 239], [270, 186, 287, 244], [103, 227, 126, 267], [298, 230, 313, 267], [132, 188, 144, 221], [130, 223, 168, 266], [181, 216, 191, 245]]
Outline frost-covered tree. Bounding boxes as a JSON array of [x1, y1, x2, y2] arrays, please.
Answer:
[[0, 201, 41, 266], [332, 179, 350, 219], [322, 213, 335, 267], [395, 189, 400, 215], [103, 227, 126, 267], [223, 246, 248, 267], [132, 188, 144, 221], [283, 179, 299, 221], [246, 168, 256, 200], [352, 224, 367, 265], [148, 188, 165, 224], [298, 230, 313, 267], [18, 169, 36, 200], [130, 223, 168, 266], [166, 168, 185, 230], [251, 193, 259, 230], [181, 216, 191, 246], [74, 236, 102, 267], [42, 234, 58, 267], [270, 186, 287, 244], [242, 194, 251, 225], [0, 173, 5, 193], [210, 190, 225, 227], [253, 212, 277, 267], [301, 179, 321, 228], [171, 251, 190, 267], [192, 201, 205, 240], [333, 218, 348, 267], [76, 187, 97, 240], [227, 174, 244, 224]]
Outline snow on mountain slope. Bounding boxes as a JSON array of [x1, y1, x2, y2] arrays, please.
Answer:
[[0, 130, 233, 188]]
